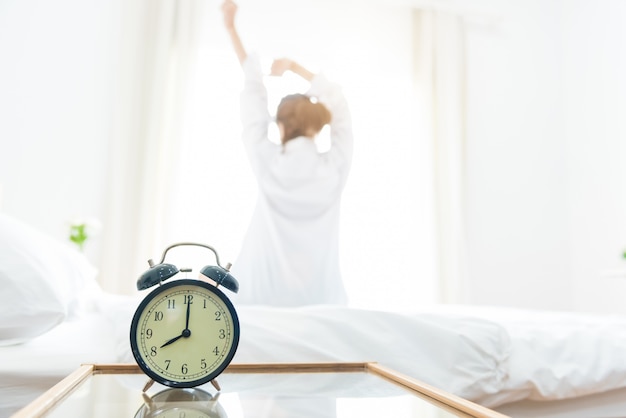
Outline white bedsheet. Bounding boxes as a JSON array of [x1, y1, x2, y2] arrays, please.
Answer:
[[221, 305, 508, 400], [108, 298, 510, 401], [0, 311, 118, 417], [5, 294, 626, 417], [413, 305, 626, 408]]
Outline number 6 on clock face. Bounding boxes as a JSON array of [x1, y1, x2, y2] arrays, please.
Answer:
[[130, 279, 240, 388]]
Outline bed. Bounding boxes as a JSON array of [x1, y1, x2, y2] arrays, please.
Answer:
[[3, 212, 626, 418]]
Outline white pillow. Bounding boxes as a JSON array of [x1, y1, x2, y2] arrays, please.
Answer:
[[0, 213, 100, 346]]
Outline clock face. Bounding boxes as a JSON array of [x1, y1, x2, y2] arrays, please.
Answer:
[[130, 279, 240, 388]]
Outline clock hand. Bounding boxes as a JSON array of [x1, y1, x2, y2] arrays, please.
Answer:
[[160, 333, 184, 348], [160, 298, 194, 349], [185, 298, 191, 330], [161, 310, 193, 348], [160, 327, 192, 348]]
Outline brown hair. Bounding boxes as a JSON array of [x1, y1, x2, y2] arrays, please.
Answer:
[[276, 94, 331, 144]]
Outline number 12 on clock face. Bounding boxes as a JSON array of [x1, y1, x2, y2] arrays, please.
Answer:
[[130, 279, 240, 388]]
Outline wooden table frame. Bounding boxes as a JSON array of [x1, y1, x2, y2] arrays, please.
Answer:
[[13, 363, 509, 418]]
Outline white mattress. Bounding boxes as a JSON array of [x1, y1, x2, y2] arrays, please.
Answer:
[[4, 295, 626, 418]]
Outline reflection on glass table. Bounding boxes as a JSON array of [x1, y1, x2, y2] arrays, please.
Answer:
[[15, 363, 507, 418], [134, 387, 227, 418]]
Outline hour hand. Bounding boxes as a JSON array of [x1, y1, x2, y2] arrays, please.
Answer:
[[160, 333, 183, 348]]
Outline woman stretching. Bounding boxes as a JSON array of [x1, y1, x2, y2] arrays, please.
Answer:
[[222, 0, 354, 306]]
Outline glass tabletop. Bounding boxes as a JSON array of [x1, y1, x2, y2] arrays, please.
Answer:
[[17, 364, 504, 418]]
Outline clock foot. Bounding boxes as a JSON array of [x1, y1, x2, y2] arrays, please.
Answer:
[[210, 379, 221, 392], [142, 378, 156, 393]]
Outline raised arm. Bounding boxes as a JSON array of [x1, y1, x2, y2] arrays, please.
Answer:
[[221, 0, 247, 65], [221, 0, 275, 176]]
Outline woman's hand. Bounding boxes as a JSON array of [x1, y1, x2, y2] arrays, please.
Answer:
[[272, 58, 315, 81], [222, 0, 247, 64], [221, 0, 237, 30], [270, 58, 293, 76]]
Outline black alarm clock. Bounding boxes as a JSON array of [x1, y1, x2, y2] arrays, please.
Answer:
[[130, 242, 240, 390]]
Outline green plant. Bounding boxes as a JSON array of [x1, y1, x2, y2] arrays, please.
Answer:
[[68, 218, 101, 252], [69, 223, 88, 251]]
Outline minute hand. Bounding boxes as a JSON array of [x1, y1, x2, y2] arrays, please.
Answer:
[[185, 299, 191, 329]]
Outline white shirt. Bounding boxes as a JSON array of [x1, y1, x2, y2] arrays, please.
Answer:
[[230, 55, 353, 306]]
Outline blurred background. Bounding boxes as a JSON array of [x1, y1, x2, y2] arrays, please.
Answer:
[[1, 0, 625, 313]]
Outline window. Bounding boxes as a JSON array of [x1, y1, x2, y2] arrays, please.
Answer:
[[164, 1, 436, 310]]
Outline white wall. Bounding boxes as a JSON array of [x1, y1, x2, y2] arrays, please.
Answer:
[[563, 0, 626, 313], [0, 0, 118, 261], [464, 0, 573, 310], [464, 0, 626, 312]]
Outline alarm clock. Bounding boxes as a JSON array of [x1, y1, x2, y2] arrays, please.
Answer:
[[130, 242, 240, 390]]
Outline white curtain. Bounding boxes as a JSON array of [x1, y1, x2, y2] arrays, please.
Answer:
[[412, 9, 469, 304], [98, 0, 206, 294]]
